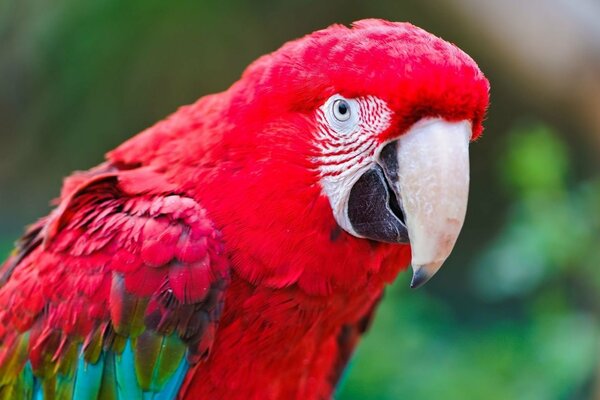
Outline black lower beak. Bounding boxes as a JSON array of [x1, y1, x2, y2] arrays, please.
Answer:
[[347, 151, 409, 244]]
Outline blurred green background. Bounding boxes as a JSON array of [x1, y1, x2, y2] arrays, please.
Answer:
[[1, 1, 599, 399]]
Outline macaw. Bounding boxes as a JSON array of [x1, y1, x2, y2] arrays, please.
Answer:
[[0, 19, 489, 399]]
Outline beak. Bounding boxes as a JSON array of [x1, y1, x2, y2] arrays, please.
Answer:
[[378, 118, 472, 288]]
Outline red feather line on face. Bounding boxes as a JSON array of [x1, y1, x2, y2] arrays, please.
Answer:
[[314, 96, 391, 178]]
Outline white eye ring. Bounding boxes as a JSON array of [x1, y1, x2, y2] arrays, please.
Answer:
[[332, 99, 351, 122], [324, 95, 360, 134]]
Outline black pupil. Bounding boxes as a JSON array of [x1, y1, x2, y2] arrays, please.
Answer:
[[337, 101, 348, 115]]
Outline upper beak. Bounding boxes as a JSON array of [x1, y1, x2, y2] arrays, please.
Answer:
[[378, 118, 472, 288]]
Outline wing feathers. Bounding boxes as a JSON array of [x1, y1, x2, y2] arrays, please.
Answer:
[[0, 167, 229, 399]]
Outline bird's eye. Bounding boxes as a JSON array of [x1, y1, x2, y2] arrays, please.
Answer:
[[323, 95, 359, 134], [332, 99, 351, 122]]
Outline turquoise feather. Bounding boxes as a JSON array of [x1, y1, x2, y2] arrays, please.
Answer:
[[21, 362, 35, 399], [11, 339, 189, 399], [72, 353, 105, 399], [32, 375, 42, 400], [118, 338, 189, 400], [98, 352, 117, 399], [150, 356, 189, 400], [6, 361, 35, 400], [115, 341, 144, 399]]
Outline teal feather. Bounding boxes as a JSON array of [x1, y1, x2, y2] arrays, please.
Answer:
[[73, 352, 105, 399], [14, 335, 189, 400], [98, 352, 117, 400], [133, 332, 187, 393], [33, 376, 42, 400], [21, 362, 35, 399], [149, 334, 187, 391], [150, 357, 188, 400], [2, 361, 35, 400], [115, 341, 143, 400]]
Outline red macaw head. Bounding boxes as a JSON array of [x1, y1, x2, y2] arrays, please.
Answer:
[[223, 19, 488, 287], [110, 19, 489, 292]]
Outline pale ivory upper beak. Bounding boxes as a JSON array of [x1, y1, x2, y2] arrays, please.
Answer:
[[394, 118, 472, 288]]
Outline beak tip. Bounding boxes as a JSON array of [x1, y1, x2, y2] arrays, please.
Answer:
[[410, 265, 432, 289], [409, 261, 445, 289]]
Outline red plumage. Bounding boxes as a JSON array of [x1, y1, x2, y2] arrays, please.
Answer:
[[0, 19, 489, 399]]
